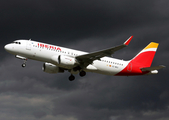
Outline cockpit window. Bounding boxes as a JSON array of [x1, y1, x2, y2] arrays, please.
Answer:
[[13, 41, 21, 44]]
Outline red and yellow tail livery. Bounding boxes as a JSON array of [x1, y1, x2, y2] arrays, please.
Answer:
[[132, 42, 159, 68], [116, 42, 164, 76]]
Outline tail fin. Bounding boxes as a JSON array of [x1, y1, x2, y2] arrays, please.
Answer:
[[131, 42, 159, 68]]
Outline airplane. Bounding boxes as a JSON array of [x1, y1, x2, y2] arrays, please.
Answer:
[[4, 36, 165, 81]]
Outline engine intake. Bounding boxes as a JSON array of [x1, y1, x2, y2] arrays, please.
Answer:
[[42, 62, 64, 73]]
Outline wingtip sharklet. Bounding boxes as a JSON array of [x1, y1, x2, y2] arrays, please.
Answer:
[[124, 36, 133, 46]]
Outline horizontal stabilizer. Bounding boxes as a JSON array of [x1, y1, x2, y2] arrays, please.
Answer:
[[140, 65, 165, 71]]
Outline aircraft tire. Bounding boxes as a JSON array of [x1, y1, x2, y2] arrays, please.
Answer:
[[22, 63, 26, 67], [79, 71, 86, 77], [69, 75, 75, 81]]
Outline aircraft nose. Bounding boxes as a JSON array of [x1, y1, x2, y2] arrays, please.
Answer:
[[4, 44, 12, 52], [4, 44, 9, 51]]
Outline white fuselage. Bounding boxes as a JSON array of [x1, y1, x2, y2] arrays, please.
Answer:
[[5, 40, 129, 76]]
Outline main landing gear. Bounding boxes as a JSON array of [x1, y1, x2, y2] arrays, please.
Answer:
[[69, 74, 75, 81], [15, 55, 27, 68], [79, 71, 86, 77], [68, 70, 86, 81], [22, 63, 26, 67]]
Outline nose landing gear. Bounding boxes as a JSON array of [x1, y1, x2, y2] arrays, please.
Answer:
[[15, 55, 27, 68], [21, 58, 27, 67], [22, 63, 26, 67]]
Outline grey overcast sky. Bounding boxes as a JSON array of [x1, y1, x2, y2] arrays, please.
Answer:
[[1, 0, 169, 120]]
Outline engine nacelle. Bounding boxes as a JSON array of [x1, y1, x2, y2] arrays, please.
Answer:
[[51, 55, 77, 66], [42, 63, 64, 74]]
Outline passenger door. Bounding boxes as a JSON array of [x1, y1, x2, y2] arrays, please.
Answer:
[[26, 40, 31, 50]]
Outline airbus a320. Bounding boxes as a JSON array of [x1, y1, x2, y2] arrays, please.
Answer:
[[4, 36, 165, 81]]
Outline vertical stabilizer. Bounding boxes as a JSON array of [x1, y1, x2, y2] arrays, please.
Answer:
[[131, 42, 159, 67]]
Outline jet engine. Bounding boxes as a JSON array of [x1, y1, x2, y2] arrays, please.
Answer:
[[51, 55, 77, 66], [42, 62, 64, 73]]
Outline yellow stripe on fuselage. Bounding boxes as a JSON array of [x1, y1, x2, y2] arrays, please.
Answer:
[[143, 42, 159, 50]]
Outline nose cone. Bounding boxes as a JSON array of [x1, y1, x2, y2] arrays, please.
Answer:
[[4, 44, 10, 51], [4, 44, 14, 54]]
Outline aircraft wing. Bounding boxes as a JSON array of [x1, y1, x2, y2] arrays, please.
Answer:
[[140, 65, 166, 71], [76, 36, 133, 67]]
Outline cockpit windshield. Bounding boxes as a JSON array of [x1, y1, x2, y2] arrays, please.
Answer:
[[13, 41, 21, 44]]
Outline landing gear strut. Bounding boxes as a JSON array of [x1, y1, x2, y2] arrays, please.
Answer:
[[69, 74, 75, 81], [15, 55, 27, 68]]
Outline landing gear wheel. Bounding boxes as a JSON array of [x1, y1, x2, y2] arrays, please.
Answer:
[[22, 59, 27, 68], [22, 63, 26, 67], [79, 71, 86, 77], [69, 75, 75, 81]]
